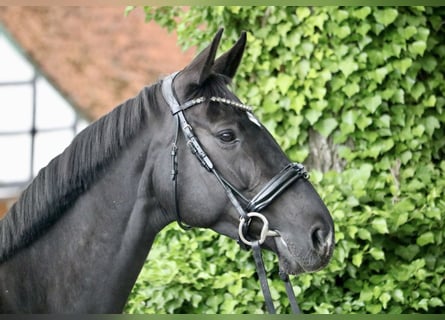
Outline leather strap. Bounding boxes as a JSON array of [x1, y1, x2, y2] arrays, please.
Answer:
[[280, 269, 301, 313], [162, 72, 181, 114], [246, 163, 307, 212], [252, 241, 276, 314], [162, 72, 206, 115]]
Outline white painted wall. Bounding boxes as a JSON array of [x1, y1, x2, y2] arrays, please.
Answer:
[[0, 31, 88, 198]]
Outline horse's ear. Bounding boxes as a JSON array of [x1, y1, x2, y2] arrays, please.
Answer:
[[181, 28, 224, 86], [213, 31, 246, 79]]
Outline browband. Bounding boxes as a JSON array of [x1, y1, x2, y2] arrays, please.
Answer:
[[161, 72, 252, 115]]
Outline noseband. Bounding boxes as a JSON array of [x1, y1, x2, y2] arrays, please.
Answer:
[[162, 72, 308, 314]]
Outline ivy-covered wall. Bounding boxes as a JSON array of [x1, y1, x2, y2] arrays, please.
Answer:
[[125, 6, 445, 313]]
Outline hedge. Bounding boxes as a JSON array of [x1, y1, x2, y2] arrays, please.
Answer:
[[124, 6, 445, 313]]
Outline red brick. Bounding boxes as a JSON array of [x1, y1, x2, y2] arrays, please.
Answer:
[[0, 7, 195, 120]]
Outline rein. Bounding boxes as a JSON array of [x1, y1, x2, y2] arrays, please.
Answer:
[[162, 72, 307, 314]]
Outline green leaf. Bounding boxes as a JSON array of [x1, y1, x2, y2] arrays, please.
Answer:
[[429, 297, 444, 308], [265, 34, 280, 49], [312, 86, 327, 100], [421, 56, 438, 73], [370, 67, 389, 84], [358, 229, 372, 241], [347, 225, 358, 237], [393, 289, 405, 303], [221, 295, 239, 313], [356, 115, 372, 130], [373, 8, 398, 26], [263, 96, 280, 113], [409, 40, 427, 57], [369, 247, 385, 260], [381, 139, 394, 152], [425, 207, 441, 220], [394, 212, 409, 229], [366, 304, 382, 314], [360, 287, 374, 302], [296, 59, 310, 79], [308, 12, 328, 31], [338, 56, 359, 78], [400, 150, 412, 164], [412, 124, 425, 137], [352, 252, 363, 267], [424, 95, 436, 108], [340, 110, 357, 135], [400, 25, 417, 40], [333, 25, 351, 39], [342, 82, 360, 98], [333, 9, 349, 23], [342, 110, 357, 126], [416, 298, 429, 311], [276, 74, 294, 95], [379, 292, 391, 309], [376, 114, 391, 128], [400, 75, 416, 91], [206, 295, 222, 309], [417, 232, 435, 246], [392, 89, 405, 104], [301, 41, 314, 58], [291, 95, 306, 114], [352, 7, 372, 20], [261, 76, 276, 93], [277, 21, 292, 37], [311, 99, 328, 111], [296, 7, 311, 20], [424, 116, 439, 136], [305, 109, 322, 125], [314, 303, 333, 314], [362, 95, 382, 113], [314, 117, 339, 137], [372, 217, 389, 234]]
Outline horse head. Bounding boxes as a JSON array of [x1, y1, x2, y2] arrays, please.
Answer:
[[160, 29, 334, 276]]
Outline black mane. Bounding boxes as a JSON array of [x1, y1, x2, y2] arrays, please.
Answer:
[[0, 84, 159, 263]]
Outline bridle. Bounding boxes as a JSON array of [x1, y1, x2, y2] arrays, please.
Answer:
[[162, 72, 307, 313], [162, 72, 308, 314]]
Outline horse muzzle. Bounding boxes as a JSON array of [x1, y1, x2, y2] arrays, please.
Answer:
[[273, 227, 335, 275]]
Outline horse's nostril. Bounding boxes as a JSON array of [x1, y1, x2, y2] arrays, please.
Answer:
[[311, 226, 329, 253]]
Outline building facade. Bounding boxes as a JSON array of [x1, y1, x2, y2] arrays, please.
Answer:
[[0, 7, 193, 218]]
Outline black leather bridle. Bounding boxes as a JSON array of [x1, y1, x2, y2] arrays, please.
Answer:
[[162, 72, 308, 314]]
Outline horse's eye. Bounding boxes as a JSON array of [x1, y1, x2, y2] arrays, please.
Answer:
[[217, 130, 236, 143]]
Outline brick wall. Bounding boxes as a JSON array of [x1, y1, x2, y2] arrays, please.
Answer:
[[0, 199, 14, 219], [0, 201, 6, 219], [0, 7, 194, 120]]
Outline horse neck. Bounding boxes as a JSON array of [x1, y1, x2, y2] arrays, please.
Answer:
[[0, 86, 175, 312]]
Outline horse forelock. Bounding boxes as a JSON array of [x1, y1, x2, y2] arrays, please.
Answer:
[[187, 73, 234, 100], [0, 84, 160, 263]]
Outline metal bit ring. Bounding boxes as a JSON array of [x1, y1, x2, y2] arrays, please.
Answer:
[[238, 212, 278, 247]]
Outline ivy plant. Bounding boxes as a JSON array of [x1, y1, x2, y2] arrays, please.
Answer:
[[124, 6, 445, 314]]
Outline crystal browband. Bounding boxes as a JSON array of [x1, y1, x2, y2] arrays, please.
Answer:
[[209, 96, 253, 112], [175, 96, 253, 114]]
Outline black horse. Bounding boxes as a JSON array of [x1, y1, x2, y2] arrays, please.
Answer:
[[0, 29, 334, 313]]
